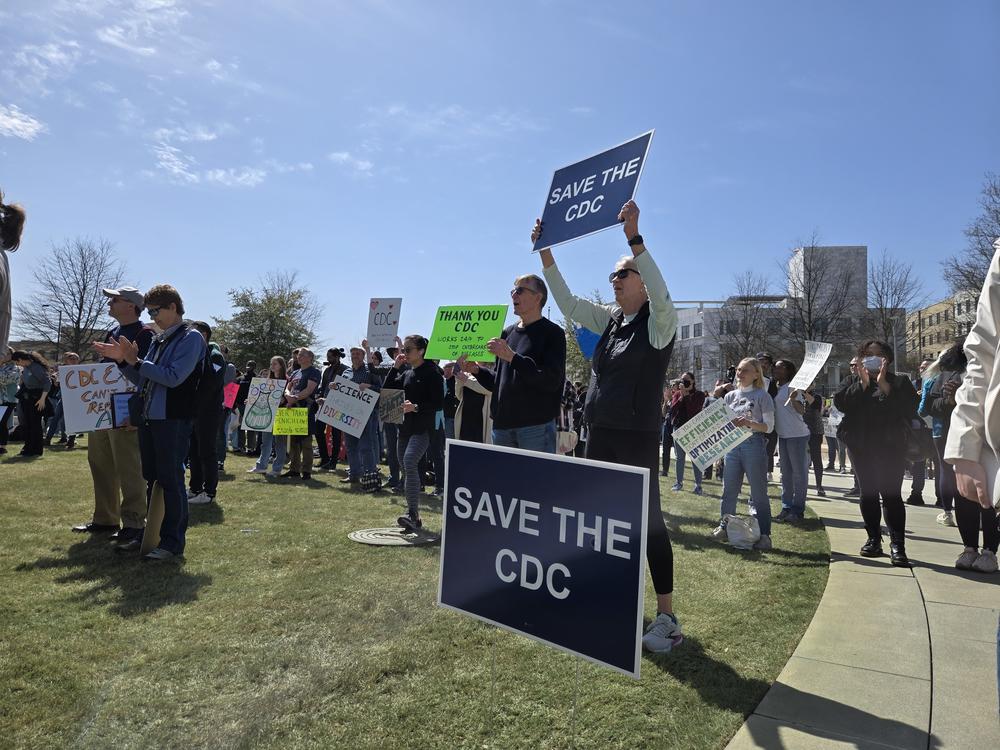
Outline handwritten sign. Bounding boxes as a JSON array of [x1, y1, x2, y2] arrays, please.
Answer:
[[223, 382, 240, 409], [368, 297, 402, 349], [272, 407, 309, 435], [672, 398, 753, 472], [241, 378, 285, 432], [378, 388, 405, 425], [426, 305, 508, 362], [789, 341, 833, 390], [59, 364, 136, 433], [316, 375, 380, 439]]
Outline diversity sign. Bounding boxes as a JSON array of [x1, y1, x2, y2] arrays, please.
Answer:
[[438, 441, 649, 678], [59, 363, 136, 434], [316, 375, 379, 439], [672, 398, 753, 472], [367, 298, 402, 349], [426, 305, 508, 362], [272, 407, 309, 435], [378, 388, 405, 425], [532, 130, 654, 252], [241, 378, 286, 432], [788, 341, 833, 390]]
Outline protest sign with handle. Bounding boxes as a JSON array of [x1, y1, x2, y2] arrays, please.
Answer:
[[426, 305, 507, 362], [532, 130, 653, 252], [672, 398, 753, 472], [367, 298, 402, 349], [316, 374, 380, 439], [59, 363, 136, 434], [788, 341, 833, 391]]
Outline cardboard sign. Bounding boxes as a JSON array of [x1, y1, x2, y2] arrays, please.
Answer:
[[532, 130, 653, 252], [222, 382, 240, 409], [378, 387, 405, 425], [316, 375, 379, 439], [367, 297, 402, 349], [426, 305, 508, 362], [672, 398, 753, 472], [439, 441, 649, 678], [241, 377, 285, 432], [272, 407, 309, 435], [789, 341, 833, 390], [59, 364, 137, 433]]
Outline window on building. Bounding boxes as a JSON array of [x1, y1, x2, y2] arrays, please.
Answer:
[[944, 309, 950, 321], [935, 312, 941, 325], [693, 323, 703, 338], [681, 325, 690, 340], [921, 336, 925, 347]]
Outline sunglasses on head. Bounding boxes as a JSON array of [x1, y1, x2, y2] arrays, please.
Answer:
[[609, 268, 640, 283]]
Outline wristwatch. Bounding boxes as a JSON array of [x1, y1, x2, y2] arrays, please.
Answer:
[[628, 234, 644, 246]]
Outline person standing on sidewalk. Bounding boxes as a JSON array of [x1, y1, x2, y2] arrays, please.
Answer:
[[802, 384, 827, 497], [75, 287, 153, 546], [773, 359, 811, 523], [670, 372, 705, 494], [834, 340, 919, 567]]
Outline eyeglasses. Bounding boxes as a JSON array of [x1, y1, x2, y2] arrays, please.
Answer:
[[146, 306, 162, 317], [681, 380, 692, 388], [510, 286, 539, 297], [609, 268, 640, 283]]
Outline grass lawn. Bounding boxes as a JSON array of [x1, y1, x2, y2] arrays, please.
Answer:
[[1, 442, 829, 749]]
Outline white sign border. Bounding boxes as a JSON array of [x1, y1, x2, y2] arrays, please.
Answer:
[[436, 439, 649, 680]]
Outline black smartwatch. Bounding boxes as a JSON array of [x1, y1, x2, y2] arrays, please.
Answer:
[[628, 234, 644, 247]]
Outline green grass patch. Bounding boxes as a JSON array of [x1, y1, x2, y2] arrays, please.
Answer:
[[1, 445, 828, 749]]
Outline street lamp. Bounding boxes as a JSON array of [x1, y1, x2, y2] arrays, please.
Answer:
[[41, 304, 62, 359]]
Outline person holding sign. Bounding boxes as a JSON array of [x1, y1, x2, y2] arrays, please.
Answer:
[[834, 340, 920, 566], [535, 199, 683, 654], [383, 334, 444, 531], [248, 357, 289, 477], [456, 274, 566, 453], [282, 348, 321, 481], [342, 342, 383, 491], [772, 359, 811, 524], [708, 358, 776, 549]]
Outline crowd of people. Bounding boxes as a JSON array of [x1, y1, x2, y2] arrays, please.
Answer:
[[3, 189, 999, 654]]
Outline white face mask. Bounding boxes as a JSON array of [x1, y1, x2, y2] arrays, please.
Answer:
[[863, 356, 882, 372]]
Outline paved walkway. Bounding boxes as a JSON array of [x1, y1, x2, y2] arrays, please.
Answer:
[[726, 468, 1000, 749]]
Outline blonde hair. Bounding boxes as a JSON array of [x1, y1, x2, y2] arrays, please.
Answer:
[[737, 357, 766, 390]]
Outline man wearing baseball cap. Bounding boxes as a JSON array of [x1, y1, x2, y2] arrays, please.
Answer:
[[74, 287, 153, 550]]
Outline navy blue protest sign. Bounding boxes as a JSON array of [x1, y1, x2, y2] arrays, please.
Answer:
[[532, 130, 654, 252], [438, 441, 649, 678], [573, 322, 601, 361]]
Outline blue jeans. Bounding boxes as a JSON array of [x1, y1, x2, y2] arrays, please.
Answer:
[[255, 431, 287, 474], [138, 418, 193, 555], [492, 420, 557, 454], [720, 433, 772, 535], [346, 417, 379, 477], [46, 397, 65, 440], [674, 444, 703, 489], [779, 435, 810, 517], [445, 417, 456, 440]]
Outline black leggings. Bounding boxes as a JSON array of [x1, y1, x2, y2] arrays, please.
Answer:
[[766, 430, 778, 473], [587, 426, 674, 595], [936, 435, 1000, 551], [808, 433, 825, 489], [851, 446, 907, 544]]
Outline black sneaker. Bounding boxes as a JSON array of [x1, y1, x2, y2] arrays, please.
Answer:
[[397, 514, 423, 532], [302, 473, 311, 480], [890, 543, 911, 567], [860, 537, 884, 557], [906, 495, 925, 506], [340, 476, 360, 484], [113, 528, 144, 552], [844, 488, 860, 497], [774, 509, 792, 523], [72, 522, 119, 534], [280, 470, 300, 478]]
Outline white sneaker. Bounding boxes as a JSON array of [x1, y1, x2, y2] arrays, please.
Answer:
[[936, 511, 955, 527], [642, 612, 683, 653], [246, 466, 267, 474], [767, 472, 774, 483], [754, 534, 772, 551], [188, 492, 213, 505], [186, 488, 200, 499], [972, 550, 999, 573], [708, 524, 727, 542], [955, 548, 979, 570]]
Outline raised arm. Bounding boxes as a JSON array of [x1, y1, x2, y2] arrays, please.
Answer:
[[617, 201, 677, 350]]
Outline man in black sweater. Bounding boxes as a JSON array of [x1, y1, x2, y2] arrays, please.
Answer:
[[457, 273, 566, 453]]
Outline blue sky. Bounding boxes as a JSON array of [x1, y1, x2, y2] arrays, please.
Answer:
[[3, 0, 998, 352]]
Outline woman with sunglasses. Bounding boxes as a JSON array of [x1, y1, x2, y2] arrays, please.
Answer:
[[670, 372, 705, 494], [534, 199, 683, 655]]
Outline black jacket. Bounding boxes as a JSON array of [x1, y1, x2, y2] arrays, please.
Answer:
[[833, 372, 919, 454]]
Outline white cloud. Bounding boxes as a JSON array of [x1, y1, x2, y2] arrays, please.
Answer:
[[11, 41, 83, 94], [94, 0, 189, 58], [264, 159, 314, 174], [152, 141, 198, 182], [0, 104, 47, 141], [363, 103, 543, 149], [204, 167, 266, 187], [328, 151, 374, 175], [152, 124, 224, 143]]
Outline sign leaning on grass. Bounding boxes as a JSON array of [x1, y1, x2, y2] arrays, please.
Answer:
[[425, 305, 507, 362], [59, 363, 136, 433], [672, 398, 753, 473], [788, 340, 833, 390], [532, 130, 653, 252], [316, 375, 379, 439], [438, 441, 649, 678]]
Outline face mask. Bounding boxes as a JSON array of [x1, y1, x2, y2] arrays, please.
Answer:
[[863, 356, 882, 372]]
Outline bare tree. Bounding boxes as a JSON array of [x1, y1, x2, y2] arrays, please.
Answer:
[[712, 271, 777, 365], [780, 231, 857, 351], [14, 237, 125, 357], [862, 248, 925, 347], [944, 172, 1000, 296]]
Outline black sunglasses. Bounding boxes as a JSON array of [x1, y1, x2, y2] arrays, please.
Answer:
[[510, 286, 539, 297], [609, 268, 640, 283]]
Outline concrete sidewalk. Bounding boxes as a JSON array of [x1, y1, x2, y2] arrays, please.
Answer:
[[726, 469, 1000, 749]]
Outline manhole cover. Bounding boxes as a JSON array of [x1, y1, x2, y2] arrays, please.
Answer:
[[348, 527, 440, 546]]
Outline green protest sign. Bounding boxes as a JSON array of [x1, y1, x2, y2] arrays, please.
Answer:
[[426, 305, 508, 362], [272, 407, 309, 435]]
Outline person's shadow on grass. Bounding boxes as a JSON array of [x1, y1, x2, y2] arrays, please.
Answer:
[[647, 636, 940, 749], [16, 535, 211, 618]]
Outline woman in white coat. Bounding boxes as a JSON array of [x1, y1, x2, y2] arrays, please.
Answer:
[[453, 367, 493, 443]]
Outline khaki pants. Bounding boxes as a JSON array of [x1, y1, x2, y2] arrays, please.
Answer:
[[87, 428, 147, 529], [288, 434, 313, 475]]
